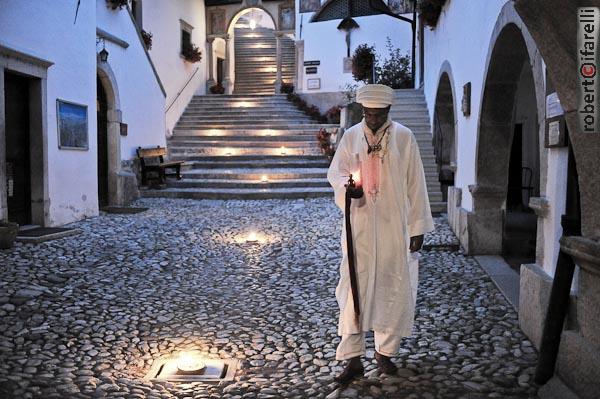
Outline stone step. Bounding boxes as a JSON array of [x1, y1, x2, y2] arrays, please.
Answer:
[[170, 140, 318, 148], [169, 177, 331, 189], [182, 157, 330, 169], [170, 135, 320, 142], [181, 107, 305, 114], [182, 167, 329, 180], [172, 128, 335, 136], [175, 123, 338, 129], [170, 147, 321, 157], [141, 186, 334, 200]]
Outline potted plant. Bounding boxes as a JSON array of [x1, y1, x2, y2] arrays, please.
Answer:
[[209, 83, 225, 94], [325, 105, 342, 124], [141, 30, 153, 50], [281, 82, 294, 94], [182, 44, 202, 63], [106, 0, 128, 10], [0, 221, 19, 250]]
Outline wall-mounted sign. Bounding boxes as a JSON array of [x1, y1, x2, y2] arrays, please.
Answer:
[[307, 78, 321, 90], [461, 82, 471, 117], [305, 66, 318, 74], [343, 57, 352, 73], [546, 92, 564, 118], [545, 117, 567, 148], [120, 123, 128, 136], [304, 60, 320, 66]]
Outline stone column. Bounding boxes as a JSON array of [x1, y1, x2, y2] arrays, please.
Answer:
[[222, 34, 231, 95], [274, 32, 283, 93], [295, 39, 304, 92], [206, 37, 215, 93], [106, 109, 122, 206]]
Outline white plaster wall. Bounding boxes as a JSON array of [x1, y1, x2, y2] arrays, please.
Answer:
[[422, 0, 508, 211], [544, 148, 568, 276], [141, 0, 207, 134], [297, 4, 413, 93], [96, 0, 167, 159], [0, 0, 98, 226]]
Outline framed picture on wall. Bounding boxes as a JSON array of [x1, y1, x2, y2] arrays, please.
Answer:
[[57, 99, 88, 150], [300, 0, 320, 13], [209, 9, 226, 35], [279, 3, 295, 31], [388, 0, 414, 14]]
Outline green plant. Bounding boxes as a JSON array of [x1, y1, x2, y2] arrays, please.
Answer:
[[210, 83, 225, 94], [325, 105, 342, 124], [341, 82, 359, 105], [182, 44, 202, 63], [141, 29, 153, 50], [107, 0, 128, 10], [281, 82, 294, 94], [375, 38, 412, 89], [352, 44, 376, 84]]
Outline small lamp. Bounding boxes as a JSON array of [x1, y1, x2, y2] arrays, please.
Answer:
[[99, 48, 109, 62]]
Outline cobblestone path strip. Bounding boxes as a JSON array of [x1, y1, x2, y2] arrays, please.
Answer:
[[0, 198, 538, 399]]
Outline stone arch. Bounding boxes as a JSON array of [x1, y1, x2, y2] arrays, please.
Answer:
[[96, 60, 123, 206], [433, 61, 458, 202], [468, 1, 546, 254], [226, 6, 277, 33]]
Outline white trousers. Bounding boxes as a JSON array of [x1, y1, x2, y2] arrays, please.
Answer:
[[336, 331, 403, 360]]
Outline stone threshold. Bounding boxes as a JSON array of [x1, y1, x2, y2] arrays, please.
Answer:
[[474, 255, 520, 311]]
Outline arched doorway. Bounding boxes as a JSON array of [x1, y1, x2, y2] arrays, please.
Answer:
[[433, 70, 456, 202], [227, 7, 294, 95], [96, 61, 123, 207], [474, 23, 541, 268], [97, 75, 109, 207]]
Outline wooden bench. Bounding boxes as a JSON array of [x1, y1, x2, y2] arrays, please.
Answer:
[[136, 146, 183, 186]]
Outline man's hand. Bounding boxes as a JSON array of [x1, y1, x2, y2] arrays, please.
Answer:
[[409, 235, 424, 252]]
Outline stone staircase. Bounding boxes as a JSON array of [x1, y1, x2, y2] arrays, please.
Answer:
[[142, 94, 338, 200], [391, 89, 446, 214], [233, 27, 295, 95]]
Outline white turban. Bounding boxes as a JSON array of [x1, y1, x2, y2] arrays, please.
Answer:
[[356, 84, 394, 108]]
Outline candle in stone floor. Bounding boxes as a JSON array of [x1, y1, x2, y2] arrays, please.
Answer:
[[177, 353, 205, 374]]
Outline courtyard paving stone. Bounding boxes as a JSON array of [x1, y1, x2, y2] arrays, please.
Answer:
[[0, 198, 538, 398]]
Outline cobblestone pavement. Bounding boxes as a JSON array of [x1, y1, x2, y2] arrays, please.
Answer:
[[0, 198, 538, 399]]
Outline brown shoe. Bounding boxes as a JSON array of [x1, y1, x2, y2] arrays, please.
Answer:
[[375, 351, 398, 375], [334, 357, 364, 384]]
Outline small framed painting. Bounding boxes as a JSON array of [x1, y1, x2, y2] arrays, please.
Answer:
[[57, 99, 88, 150]]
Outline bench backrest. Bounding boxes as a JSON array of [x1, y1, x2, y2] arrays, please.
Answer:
[[137, 146, 166, 166]]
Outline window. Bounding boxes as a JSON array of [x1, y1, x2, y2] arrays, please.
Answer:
[[180, 19, 194, 54]]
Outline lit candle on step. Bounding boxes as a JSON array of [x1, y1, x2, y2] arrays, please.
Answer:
[[280, 146, 286, 155], [225, 148, 232, 156], [261, 175, 268, 183]]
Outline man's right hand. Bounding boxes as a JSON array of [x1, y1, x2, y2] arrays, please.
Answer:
[[347, 185, 364, 199]]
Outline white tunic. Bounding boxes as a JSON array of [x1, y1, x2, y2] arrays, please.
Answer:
[[327, 119, 435, 336]]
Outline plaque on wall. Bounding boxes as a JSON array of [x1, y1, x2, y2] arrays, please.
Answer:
[[305, 66, 318, 74], [279, 2, 295, 31], [304, 60, 320, 66], [343, 57, 352, 73], [300, 0, 320, 13], [545, 116, 567, 148], [120, 123, 128, 137], [57, 99, 88, 150], [307, 78, 321, 90]]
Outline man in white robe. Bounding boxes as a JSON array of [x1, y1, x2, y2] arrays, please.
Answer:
[[327, 84, 435, 383]]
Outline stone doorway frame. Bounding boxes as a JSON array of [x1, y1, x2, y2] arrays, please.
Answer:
[[463, 3, 546, 255], [0, 43, 52, 226], [433, 63, 458, 203], [97, 59, 128, 207]]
